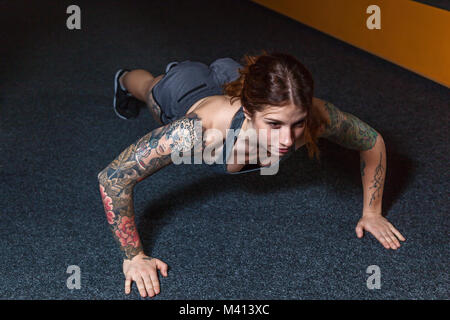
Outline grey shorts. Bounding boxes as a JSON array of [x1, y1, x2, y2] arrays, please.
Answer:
[[151, 57, 243, 125]]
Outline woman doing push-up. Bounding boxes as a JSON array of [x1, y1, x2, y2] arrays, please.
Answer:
[[98, 51, 405, 298]]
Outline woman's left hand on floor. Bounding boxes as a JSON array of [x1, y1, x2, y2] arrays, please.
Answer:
[[355, 212, 406, 249]]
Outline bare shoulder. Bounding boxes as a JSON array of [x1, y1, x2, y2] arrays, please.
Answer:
[[312, 97, 331, 123], [312, 97, 342, 137], [189, 95, 242, 136]]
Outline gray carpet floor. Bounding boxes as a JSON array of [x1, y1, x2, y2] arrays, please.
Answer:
[[0, 0, 448, 299]]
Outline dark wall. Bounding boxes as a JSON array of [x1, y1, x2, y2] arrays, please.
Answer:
[[412, 0, 450, 11]]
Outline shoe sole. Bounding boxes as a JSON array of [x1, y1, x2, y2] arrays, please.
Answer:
[[113, 69, 130, 120], [165, 61, 179, 73]]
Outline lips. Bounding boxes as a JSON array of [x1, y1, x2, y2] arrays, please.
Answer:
[[266, 146, 290, 155]]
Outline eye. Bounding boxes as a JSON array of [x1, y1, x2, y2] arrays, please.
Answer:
[[268, 122, 281, 128], [295, 121, 305, 127]]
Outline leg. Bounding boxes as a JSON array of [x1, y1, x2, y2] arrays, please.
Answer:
[[120, 69, 164, 125]]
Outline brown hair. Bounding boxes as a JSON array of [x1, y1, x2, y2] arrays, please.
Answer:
[[222, 50, 328, 161]]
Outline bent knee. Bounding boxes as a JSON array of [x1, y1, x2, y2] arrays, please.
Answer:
[[146, 74, 165, 94]]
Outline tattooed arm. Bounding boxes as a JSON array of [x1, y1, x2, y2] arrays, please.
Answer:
[[97, 113, 204, 297], [316, 99, 405, 249], [318, 100, 382, 211]]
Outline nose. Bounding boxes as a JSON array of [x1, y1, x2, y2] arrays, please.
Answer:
[[279, 127, 294, 148]]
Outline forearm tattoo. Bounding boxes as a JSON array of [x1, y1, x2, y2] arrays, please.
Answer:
[[322, 102, 378, 151], [368, 152, 384, 207], [360, 158, 366, 177], [98, 113, 204, 259]]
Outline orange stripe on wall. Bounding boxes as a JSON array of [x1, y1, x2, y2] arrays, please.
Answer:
[[251, 0, 450, 87]]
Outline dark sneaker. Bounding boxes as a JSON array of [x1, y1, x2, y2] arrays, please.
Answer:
[[165, 61, 179, 73], [113, 69, 141, 120]]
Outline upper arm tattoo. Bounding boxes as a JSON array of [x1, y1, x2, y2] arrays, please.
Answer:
[[97, 112, 204, 259], [321, 101, 378, 151], [99, 112, 204, 187]]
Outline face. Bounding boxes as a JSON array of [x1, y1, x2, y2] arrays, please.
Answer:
[[244, 103, 307, 156]]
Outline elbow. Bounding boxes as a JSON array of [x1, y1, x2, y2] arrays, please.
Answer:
[[97, 168, 138, 190], [374, 128, 383, 140], [97, 168, 107, 183], [374, 131, 384, 148], [360, 131, 384, 153], [364, 128, 382, 151]]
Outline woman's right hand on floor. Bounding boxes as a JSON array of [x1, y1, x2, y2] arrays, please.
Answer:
[[122, 253, 169, 298]]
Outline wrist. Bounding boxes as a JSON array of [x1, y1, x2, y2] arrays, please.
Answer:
[[362, 209, 382, 217], [123, 250, 146, 261]]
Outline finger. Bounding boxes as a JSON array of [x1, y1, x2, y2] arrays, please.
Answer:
[[142, 274, 155, 297], [134, 276, 147, 298], [355, 223, 364, 238], [389, 225, 406, 242], [381, 232, 396, 249], [385, 232, 400, 249], [374, 232, 390, 249], [125, 277, 132, 295], [387, 235, 398, 249], [156, 260, 169, 277], [387, 230, 401, 248], [149, 269, 161, 295]]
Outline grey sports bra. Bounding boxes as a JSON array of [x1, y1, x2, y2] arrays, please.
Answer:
[[205, 106, 295, 175]]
